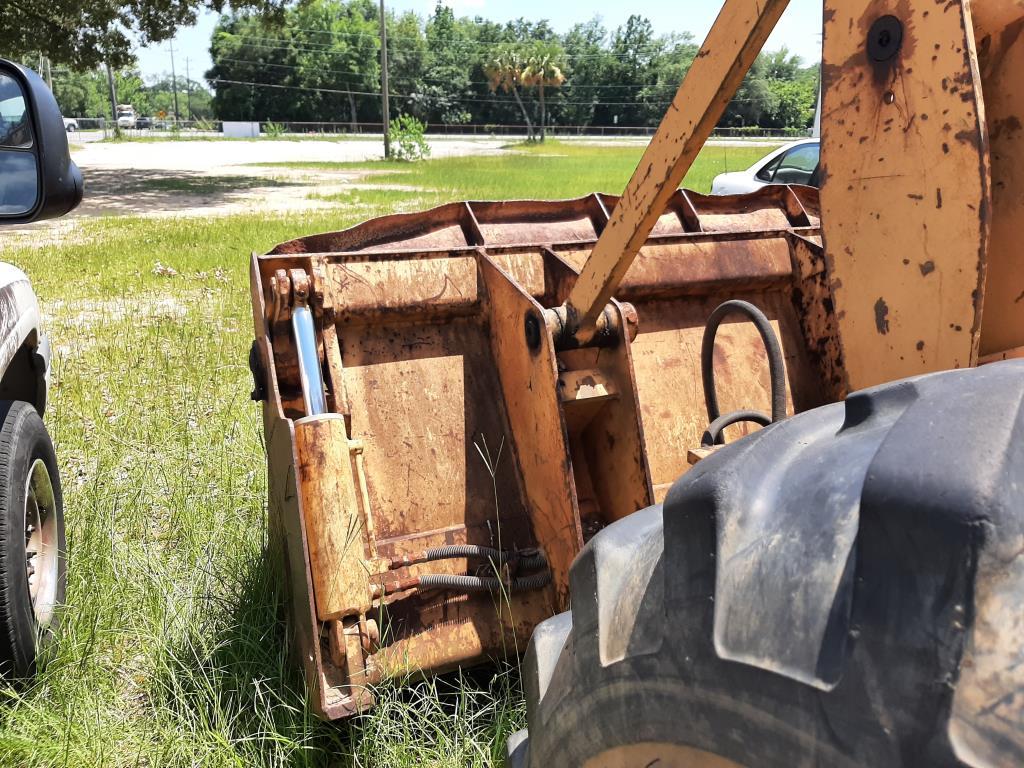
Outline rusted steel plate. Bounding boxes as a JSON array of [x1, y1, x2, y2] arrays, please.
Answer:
[[326, 255, 480, 322], [630, 289, 818, 501], [973, 1, 1024, 357], [820, 0, 991, 389], [480, 257, 583, 602]]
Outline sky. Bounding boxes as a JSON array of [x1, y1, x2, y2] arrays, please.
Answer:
[[135, 0, 823, 85]]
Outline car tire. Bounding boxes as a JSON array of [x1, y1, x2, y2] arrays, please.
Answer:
[[0, 401, 65, 679]]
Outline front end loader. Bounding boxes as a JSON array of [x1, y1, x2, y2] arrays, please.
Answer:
[[249, 0, 1024, 761]]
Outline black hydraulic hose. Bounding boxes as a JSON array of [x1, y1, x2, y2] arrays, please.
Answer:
[[701, 410, 771, 448], [421, 545, 547, 571], [700, 299, 787, 444], [416, 571, 552, 593]]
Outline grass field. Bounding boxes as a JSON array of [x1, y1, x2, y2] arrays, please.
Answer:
[[0, 140, 776, 767], [269, 140, 769, 204]]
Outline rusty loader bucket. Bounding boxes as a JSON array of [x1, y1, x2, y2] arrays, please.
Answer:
[[248, 185, 841, 718]]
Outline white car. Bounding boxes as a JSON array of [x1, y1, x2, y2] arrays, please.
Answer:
[[0, 59, 82, 679], [62, 117, 78, 132], [711, 138, 820, 195]]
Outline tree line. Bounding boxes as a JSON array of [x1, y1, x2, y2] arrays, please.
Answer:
[[50, 69, 214, 121], [24, 0, 818, 132], [208, 0, 819, 132]]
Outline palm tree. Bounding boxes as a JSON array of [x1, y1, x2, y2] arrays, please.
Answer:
[[522, 44, 566, 142], [485, 46, 535, 141]]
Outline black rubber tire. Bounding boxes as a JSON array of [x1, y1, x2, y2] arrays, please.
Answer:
[[0, 401, 66, 679], [511, 366, 1024, 768]]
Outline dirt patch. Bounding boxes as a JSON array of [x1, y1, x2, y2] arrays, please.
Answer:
[[0, 138, 506, 246]]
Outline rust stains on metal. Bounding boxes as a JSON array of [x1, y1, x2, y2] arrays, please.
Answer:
[[875, 297, 891, 335]]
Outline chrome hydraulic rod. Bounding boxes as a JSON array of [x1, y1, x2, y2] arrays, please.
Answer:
[[292, 303, 327, 416]]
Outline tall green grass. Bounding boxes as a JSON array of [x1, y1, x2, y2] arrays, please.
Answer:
[[271, 140, 772, 202], [0, 140, 777, 766]]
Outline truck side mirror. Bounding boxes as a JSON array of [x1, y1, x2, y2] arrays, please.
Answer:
[[0, 60, 83, 224]]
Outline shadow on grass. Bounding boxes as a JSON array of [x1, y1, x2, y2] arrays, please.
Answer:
[[77, 168, 303, 218]]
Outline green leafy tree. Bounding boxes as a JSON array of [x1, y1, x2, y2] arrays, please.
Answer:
[[560, 19, 610, 127], [721, 54, 777, 127], [421, 3, 472, 124], [51, 68, 109, 117], [291, 0, 380, 129], [388, 10, 429, 122], [763, 77, 817, 129], [204, 1, 817, 133], [208, 13, 296, 121], [209, 0, 380, 125], [0, 0, 283, 69], [639, 32, 697, 123], [601, 15, 661, 126], [761, 46, 803, 80]]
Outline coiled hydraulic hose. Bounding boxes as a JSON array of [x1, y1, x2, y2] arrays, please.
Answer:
[[700, 299, 786, 446], [416, 571, 552, 593], [389, 545, 547, 571], [424, 545, 546, 571]]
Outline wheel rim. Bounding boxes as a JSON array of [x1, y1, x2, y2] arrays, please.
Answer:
[[25, 459, 58, 628]]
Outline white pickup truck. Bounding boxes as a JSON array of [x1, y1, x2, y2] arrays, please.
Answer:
[[0, 59, 82, 678]]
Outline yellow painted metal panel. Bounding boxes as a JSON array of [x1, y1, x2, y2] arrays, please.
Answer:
[[820, 0, 991, 388]]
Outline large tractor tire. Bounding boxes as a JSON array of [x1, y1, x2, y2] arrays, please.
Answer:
[[509, 362, 1024, 768]]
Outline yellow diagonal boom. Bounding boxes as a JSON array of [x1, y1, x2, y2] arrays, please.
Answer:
[[562, 0, 791, 341]]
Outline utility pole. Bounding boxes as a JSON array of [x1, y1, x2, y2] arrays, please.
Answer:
[[44, 57, 53, 90], [185, 58, 193, 120], [105, 62, 120, 138], [379, 0, 391, 159], [169, 39, 180, 122]]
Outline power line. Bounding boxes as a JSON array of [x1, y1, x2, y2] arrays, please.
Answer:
[[214, 30, 694, 62], [211, 55, 698, 92], [263, 22, 699, 54], [210, 77, 724, 107], [211, 78, 382, 98]]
